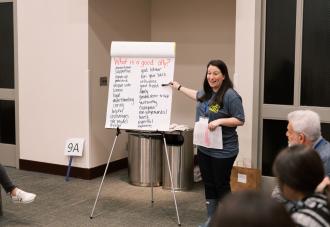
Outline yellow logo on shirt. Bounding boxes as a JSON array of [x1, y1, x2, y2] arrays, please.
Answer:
[[209, 103, 220, 113]]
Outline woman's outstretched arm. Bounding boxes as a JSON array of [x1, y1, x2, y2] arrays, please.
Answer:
[[171, 81, 197, 100]]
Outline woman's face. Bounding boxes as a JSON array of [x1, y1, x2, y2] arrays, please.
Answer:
[[207, 65, 225, 92]]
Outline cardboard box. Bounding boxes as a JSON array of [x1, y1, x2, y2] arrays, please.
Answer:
[[230, 166, 261, 191]]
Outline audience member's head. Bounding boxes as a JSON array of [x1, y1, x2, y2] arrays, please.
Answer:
[[210, 190, 295, 227], [273, 144, 324, 200], [286, 110, 321, 146]]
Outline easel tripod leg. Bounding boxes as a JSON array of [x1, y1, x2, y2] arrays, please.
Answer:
[[90, 135, 119, 219], [163, 136, 181, 226], [150, 137, 154, 204]]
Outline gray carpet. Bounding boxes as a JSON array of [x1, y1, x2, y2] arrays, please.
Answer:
[[0, 167, 205, 227]]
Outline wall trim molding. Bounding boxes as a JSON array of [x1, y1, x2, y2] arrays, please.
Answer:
[[19, 158, 128, 180]]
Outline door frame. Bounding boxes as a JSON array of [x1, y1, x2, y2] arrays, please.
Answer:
[[0, 0, 18, 167], [259, 0, 330, 191]]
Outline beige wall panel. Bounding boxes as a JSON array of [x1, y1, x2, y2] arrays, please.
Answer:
[[151, 0, 236, 126], [89, 0, 150, 167], [17, 0, 90, 167]]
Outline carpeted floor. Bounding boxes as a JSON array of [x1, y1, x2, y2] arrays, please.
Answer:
[[0, 167, 205, 227]]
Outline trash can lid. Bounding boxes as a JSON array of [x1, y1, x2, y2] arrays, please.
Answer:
[[126, 130, 163, 139]]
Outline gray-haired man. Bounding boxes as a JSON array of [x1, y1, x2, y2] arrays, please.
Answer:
[[272, 110, 330, 209]]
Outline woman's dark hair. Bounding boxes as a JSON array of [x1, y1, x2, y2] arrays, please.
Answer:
[[210, 190, 295, 227], [273, 144, 324, 195], [198, 59, 233, 106]]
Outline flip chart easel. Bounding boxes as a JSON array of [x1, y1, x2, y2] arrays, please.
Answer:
[[90, 42, 181, 226]]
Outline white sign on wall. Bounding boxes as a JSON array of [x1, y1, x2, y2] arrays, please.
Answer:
[[105, 41, 176, 131], [64, 138, 85, 156]]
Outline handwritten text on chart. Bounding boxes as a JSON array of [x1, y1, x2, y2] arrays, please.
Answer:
[[114, 57, 171, 68], [108, 57, 173, 130]]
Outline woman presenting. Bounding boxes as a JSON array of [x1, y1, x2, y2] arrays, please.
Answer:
[[171, 59, 244, 227]]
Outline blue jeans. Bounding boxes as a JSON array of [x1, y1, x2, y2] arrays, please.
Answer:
[[0, 164, 15, 193]]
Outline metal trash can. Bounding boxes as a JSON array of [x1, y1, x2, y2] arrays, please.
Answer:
[[162, 130, 194, 191], [128, 131, 162, 187]]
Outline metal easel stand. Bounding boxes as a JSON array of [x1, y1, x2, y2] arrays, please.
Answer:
[[149, 135, 155, 204], [90, 127, 121, 219], [161, 132, 181, 226], [89, 129, 181, 226]]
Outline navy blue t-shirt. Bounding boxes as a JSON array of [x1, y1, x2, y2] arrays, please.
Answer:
[[195, 88, 245, 158]]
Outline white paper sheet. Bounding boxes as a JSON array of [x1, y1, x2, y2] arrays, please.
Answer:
[[105, 41, 175, 131], [193, 118, 223, 149], [111, 41, 175, 57]]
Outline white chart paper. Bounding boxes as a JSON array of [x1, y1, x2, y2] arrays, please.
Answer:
[[105, 42, 175, 131]]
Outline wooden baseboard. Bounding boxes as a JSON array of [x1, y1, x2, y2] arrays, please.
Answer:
[[19, 158, 128, 180]]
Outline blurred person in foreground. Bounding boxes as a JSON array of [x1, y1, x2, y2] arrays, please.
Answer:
[[273, 145, 330, 227], [210, 190, 295, 227]]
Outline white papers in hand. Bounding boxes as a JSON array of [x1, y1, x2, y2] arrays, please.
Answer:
[[193, 118, 223, 149]]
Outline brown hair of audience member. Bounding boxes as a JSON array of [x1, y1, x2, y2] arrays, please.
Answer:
[[210, 190, 295, 227], [273, 144, 329, 202]]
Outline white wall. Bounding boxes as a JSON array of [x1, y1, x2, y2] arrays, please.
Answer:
[[234, 0, 262, 168], [88, 0, 150, 167], [88, 0, 236, 168], [16, 0, 248, 171], [151, 0, 236, 126], [17, 0, 90, 167]]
